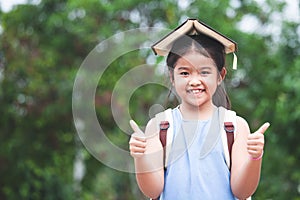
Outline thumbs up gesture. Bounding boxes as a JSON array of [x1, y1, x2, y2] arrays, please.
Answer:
[[247, 122, 270, 160], [129, 120, 147, 158]]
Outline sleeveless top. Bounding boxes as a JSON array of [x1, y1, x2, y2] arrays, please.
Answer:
[[160, 107, 237, 200]]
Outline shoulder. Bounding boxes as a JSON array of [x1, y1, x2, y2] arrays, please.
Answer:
[[143, 116, 164, 152], [236, 115, 250, 132], [144, 108, 173, 136], [222, 107, 250, 138], [144, 118, 158, 137], [231, 115, 251, 165], [235, 115, 251, 140]]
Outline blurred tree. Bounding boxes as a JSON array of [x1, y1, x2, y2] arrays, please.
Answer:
[[0, 0, 299, 199]]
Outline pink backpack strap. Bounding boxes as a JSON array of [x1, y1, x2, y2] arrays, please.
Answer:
[[152, 121, 169, 200], [224, 122, 235, 170], [159, 121, 169, 168]]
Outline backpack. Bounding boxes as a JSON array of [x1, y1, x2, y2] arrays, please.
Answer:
[[152, 107, 251, 200]]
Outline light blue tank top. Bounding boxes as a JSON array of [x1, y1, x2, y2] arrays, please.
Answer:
[[161, 107, 237, 200]]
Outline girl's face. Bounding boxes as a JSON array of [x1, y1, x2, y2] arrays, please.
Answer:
[[172, 51, 224, 110]]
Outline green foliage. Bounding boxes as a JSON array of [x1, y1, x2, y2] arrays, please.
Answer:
[[0, 0, 299, 199]]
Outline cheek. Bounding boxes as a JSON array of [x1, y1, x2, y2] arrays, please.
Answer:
[[173, 77, 187, 92], [203, 77, 219, 92], [173, 75, 181, 84]]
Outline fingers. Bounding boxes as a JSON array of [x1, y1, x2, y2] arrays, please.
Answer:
[[247, 140, 264, 151], [247, 122, 270, 159], [247, 133, 264, 143], [129, 134, 146, 157], [247, 122, 270, 147], [247, 131, 264, 148], [129, 120, 146, 158], [256, 122, 270, 135], [129, 119, 145, 142], [129, 135, 146, 158], [130, 120, 143, 134], [130, 133, 146, 143]]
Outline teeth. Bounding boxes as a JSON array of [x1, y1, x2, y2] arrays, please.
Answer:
[[191, 89, 203, 94]]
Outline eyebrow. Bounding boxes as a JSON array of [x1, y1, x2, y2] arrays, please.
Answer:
[[177, 66, 213, 71], [177, 66, 190, 71]]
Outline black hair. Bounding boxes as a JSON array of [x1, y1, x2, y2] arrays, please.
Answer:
[[166, 33, 231, 109]]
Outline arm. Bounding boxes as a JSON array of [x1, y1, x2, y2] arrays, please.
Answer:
[[129, 119, 164, 199], [230, 116, 270, 199]]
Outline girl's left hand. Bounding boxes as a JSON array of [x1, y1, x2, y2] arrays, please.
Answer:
[[247, 122, 270, 159]]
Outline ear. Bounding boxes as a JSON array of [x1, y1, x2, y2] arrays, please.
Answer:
[[218, 67, 227, 85]]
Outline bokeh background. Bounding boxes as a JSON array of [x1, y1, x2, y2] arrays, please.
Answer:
[[0, 0, 300, 199]]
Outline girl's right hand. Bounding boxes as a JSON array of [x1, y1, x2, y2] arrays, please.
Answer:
[[129, 120, 147, 158]]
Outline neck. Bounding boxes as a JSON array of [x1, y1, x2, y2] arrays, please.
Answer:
[[179, 102, 216, 120]]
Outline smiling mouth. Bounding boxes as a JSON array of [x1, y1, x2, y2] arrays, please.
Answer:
[[188, 89, 205, 94]]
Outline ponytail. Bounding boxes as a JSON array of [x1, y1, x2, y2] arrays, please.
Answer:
[[213, 83, 231, 109]]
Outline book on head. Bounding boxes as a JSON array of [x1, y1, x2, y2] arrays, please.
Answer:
[[151, 18, 237, 56]]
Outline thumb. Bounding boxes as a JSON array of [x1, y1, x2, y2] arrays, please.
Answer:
[[129, 120, 144, 134], [256, 122, 270, 135]]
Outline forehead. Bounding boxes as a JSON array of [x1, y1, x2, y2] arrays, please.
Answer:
[[174, 52, 217, 70]]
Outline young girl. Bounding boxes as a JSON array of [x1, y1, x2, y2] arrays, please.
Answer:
[[129, 21, 270, 200]]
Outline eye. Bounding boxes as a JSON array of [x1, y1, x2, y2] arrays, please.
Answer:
[[180, 71, 189, 76], [200, 70, 211, 76]]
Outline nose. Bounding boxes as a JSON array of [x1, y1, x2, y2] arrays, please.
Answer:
[[189, 74, 202, 86]]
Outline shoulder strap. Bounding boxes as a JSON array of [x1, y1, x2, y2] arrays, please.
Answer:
[[219, 107, 237, 170], [155, 108, 173, 168], [155, 108, 250, 200], [159, 121, 169, 167], [224, 122, 235, 170], [157, 107, 237, 170], [152, 109, 173, 200]]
